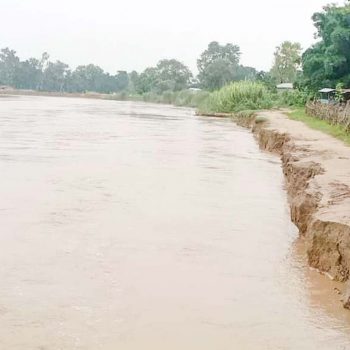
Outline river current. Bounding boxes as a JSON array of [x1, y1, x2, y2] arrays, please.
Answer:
[[0, 95, 350, 349]]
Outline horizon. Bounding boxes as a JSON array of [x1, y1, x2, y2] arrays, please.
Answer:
[[0, 0, 344, 74]]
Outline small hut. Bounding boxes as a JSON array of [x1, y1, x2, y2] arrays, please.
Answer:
[[318, 88, 336, 104], [276, 83, 293, 92], [340, 89, 350, 102]]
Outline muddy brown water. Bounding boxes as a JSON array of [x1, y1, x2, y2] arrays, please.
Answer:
[[1, 95, 350, 350]]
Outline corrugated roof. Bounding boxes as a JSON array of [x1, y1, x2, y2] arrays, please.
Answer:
[[277, 83, 293, 89], [319, 88, 335, 93]]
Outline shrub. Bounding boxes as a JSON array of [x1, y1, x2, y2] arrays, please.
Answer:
[[276, 90, 311, 107], [203, 81, 273, 113]]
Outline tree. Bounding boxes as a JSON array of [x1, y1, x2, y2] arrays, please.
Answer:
[[68, 64, 120, 93], [115, 71, 129, 92], [134, 59, 192, 94], [134, 67, 158, 94], [0, 48, 20, 86], [236, 65, 257, 81], [198, 58, 237, 91], [197, 41, 241, 90], [270, 41, 302, 84], [41, 60, 70, 92], [16, 58, 42, 90], [128, 71, 139, 93], [256, 71, 277, 91], [301, 3, 350, 90], [69, 64, 105, 92], [155, 59, 192, 92]]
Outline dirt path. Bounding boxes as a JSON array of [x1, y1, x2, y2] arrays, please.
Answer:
[[243, 110, 350, 307]]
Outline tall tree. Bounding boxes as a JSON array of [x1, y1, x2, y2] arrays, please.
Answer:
[[115, 71, 129, 92], [197, 41, 241, 90], [135, 59, 192, 94], [155, 59, 192, 92], [41, 60, 70, 92], [16, 58, 42, 90], [301, 3, 350, 90], [134, 67, 158, 94], [0, 48, 20, 86], [270, 41, 302, 84]]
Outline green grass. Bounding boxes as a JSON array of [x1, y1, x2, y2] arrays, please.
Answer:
[[288, 107, 350, 145]]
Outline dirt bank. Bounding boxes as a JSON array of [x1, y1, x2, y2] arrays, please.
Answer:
[[232, 110, 350, 308]]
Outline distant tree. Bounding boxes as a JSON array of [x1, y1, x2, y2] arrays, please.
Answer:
[[69, 64, 109, 92], [135, 67, 158, 94], [41, 60, 70, 92], [0, 48, 20, 86], [301, 3, 350, 90], [128, 70, 139, 93], [115, 71, 129, 92], [197, 41, 241, 73], [256, 71, 277, 91], [16, 58, 42, 90], [270, 41, 302, 83], [236, 65, 257, 81], [198, 58, 237, 91], [155, 59, 192, 92], [197, 41, 241, 90]]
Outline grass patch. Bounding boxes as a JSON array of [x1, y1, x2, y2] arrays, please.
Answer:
[[288, 107, 350, 145]]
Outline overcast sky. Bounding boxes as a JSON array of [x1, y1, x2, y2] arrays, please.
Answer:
[[0, 0, 344, 74]]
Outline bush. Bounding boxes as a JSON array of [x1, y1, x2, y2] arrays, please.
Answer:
[[276, 90, 312, 107], [202, 81, 274, 113]]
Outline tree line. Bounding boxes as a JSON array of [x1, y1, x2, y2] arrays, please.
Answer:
[[1, 2, 349, 96], [0, 42, 258, 95]]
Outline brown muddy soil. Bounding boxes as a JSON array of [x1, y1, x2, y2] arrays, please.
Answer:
[[236, 110, 350, 307]]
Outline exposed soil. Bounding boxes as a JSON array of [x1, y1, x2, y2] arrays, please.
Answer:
[[234, 110, 350, 308]]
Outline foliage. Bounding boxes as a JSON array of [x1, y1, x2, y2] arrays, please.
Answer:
[[198, 58, 238, 91], [197, 41, 241, 74], [133, 59, 192, 94], [335, 82, 344, 102], [270, 41, 302, 84], [155, 59, 192, 92], [256, 71, 277, 91], [276, 89, 312, 107], [301, 3, 350, 90], [135, 89, 210, 108], [134, 67, 158, 94], [0, 48, 20, 86], [202, 81, 273, 113], [197, 41, 256, 90]]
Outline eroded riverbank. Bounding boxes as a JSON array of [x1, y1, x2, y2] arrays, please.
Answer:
[[234, 110, 350, 308]]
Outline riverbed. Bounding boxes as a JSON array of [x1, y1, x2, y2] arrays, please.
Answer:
[[0, 95, 350, 349]]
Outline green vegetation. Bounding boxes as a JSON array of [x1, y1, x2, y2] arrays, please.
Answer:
[[300, 3, 350, 91], [0, 41, 256, 96], [196, 81, 314, 114], [270, 41, 302, 84], [276, 90, 313, 107], [288, 108, 350, 145], [197, 41, 256, 91], [108, 89, 210, 108], [199, 81, 273, 113]]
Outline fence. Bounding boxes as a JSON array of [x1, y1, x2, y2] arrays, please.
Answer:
[[306, 100, 350, 132]]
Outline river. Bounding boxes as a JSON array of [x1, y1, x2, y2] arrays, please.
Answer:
[[0, 95, 350, 349]]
